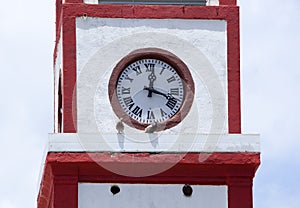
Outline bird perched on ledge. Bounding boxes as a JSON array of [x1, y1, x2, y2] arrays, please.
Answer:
[[116, 118, 124, 134], [144, 122, 158, 133]]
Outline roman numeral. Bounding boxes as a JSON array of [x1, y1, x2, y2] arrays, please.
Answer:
[[132, 106, 143, 117], [121, 87, 131, 94], [166, 97, 177, 110], [170, 88, 179, 96], [159, 67, 165, 75], [167, 76, 176, 83], [147, 110, 155, 120], [125, 75, 134, 82], [132, 66, 142, 75], [123, 97, 133, 106], [145, 63, 155, 72], [160, 108, 167, 117]]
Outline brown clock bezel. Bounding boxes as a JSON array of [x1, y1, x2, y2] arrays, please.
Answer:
[[108, 48, 195, 131]]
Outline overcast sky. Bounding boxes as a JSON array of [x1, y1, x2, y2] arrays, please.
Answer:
[[0, 0, 299, 207]]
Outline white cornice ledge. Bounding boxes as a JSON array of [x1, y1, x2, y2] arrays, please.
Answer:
[[48, 133, 260, 153]]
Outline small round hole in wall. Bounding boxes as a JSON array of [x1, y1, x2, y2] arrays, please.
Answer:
[[182, 184, 193, 197], [110, 185, 120, 195]]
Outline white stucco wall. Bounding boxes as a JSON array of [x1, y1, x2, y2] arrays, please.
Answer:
[[79, 183, 228, 208], [76, 18, 228, 135]]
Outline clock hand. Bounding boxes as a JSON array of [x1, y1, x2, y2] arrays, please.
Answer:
[[144, 86, 168, 99], [144, 87, 180, 101], [147, 68, 156, 97]]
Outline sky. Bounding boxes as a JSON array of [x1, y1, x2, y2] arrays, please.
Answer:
[[0, 0, 299, 207]]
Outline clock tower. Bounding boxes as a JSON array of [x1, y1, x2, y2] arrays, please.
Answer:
[[38, 0, 260, 207]]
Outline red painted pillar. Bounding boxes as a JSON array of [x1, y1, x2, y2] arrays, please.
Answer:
[[226, 6, 241, 133], [62, 13, 77, 133], [52, 174, 78, 208], [227, 177, 253, 208]]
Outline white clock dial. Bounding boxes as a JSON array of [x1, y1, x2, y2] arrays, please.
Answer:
[[116, 59, 184, 124]]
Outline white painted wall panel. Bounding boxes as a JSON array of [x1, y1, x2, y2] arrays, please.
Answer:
[[76, 18, 227, 135], [78, 183, 228, 208]]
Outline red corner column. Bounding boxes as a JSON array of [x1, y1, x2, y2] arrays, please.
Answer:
[[227, 177, 254, 208], [226, 6, 241, 133], [52, 166, 78, 208], [220, 0, 241, 134], [61, 2, 79, 133]]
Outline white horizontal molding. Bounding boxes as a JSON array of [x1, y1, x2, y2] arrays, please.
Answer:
[[48, 133, 260, 153]]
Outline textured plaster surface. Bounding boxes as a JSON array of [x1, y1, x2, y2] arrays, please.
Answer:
[[76, 18, 228, 134]]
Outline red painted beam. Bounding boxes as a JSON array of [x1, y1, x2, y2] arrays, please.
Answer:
[[38, 152, 260, 207]]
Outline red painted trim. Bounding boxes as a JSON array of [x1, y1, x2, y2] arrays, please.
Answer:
[[37, 165, 53, 208], [53, 1, 62, 133], [62, 9, 77, 132], [38, 152, 259, 207], [227, 7, 241, 133], [55, 0, 62, 39], [227, 177, 253, 208], [57, 4, 241, 132], [53, 175, 78, 208], [65, 0, 83, 3], [63, 4, 239, 19], [64, 0, 237, 5], [64, 0, 238, 5], [54, 0, 62, 66], [220, 0, 237, 5], [47, 152, 260, 166]]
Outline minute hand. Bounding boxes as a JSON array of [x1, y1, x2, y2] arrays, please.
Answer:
[[144, 87, 167, 98]]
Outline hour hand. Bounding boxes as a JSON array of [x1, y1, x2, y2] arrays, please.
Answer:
[[144, 86, 167, 98]]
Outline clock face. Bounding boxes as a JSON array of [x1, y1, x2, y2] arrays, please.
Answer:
[[108, 48, 195, 131], [116, 58, 184, 124]]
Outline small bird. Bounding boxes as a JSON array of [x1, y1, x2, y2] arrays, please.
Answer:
[[116, 118, 124, 134], [144, 122, 158, 133]]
